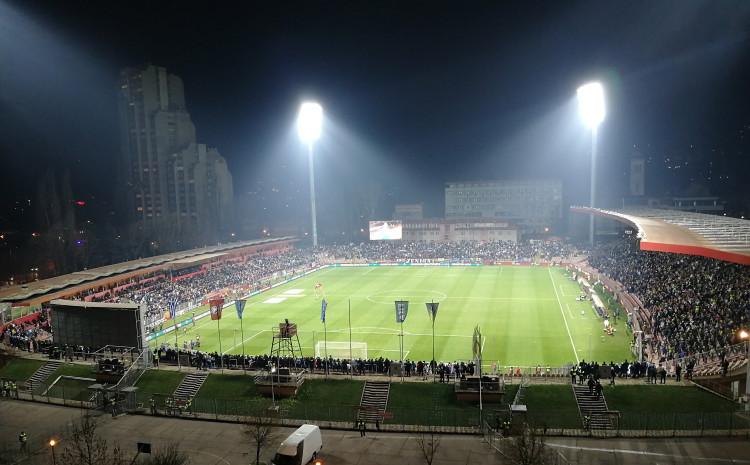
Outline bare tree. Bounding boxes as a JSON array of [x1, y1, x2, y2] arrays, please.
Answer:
[[415, 428, 442, 465], [60, 415, 126, 465], [506, 423, 559, 465], [242, 409, 277, 465]]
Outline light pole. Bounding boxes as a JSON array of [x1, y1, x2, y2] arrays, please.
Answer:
[[740, 329, 749, 411], [269, 363, 277, 406], [297, 101, 323, 247], [577, 81, 606, 247], [49, 439, 57, 465]]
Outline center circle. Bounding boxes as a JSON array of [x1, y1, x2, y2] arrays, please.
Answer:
[[366, 289, 448, 305]]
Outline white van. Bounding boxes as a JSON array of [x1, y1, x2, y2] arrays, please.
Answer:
[[271, 424, 323, 465]]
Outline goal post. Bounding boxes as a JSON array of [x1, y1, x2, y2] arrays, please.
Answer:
[[315, 341, 368, 360]]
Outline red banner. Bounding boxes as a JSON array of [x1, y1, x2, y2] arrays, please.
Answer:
[[209, 298, 225, 320]]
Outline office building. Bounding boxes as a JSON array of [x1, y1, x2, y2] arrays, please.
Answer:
[[118, 65, 233, 243], [445, 179, 562, 235]]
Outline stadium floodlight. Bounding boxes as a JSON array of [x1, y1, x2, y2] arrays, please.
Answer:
[[577, 82, 606, 129], [297, 101, 324, 247], [297, 101, 323, 144], [577, 81, 606, 246]]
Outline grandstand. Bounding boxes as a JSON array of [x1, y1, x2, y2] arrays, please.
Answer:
[[572, 206, 750, 264], [1, 221, 748, 426]]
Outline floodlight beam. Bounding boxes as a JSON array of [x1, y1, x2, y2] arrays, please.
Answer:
[[297, 101, 323, 247], [577, 81, 606, 246]]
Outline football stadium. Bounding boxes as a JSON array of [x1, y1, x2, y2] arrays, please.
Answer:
[[153, 264, 632, 366], [2, 3, 750, 464]]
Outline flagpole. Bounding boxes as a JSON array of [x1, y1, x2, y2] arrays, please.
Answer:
[[431, 300, 436, 384], [348, 299, 353, 379], [323, 319, 328, 380], [217, 317, 223, 373], [175, 319, 180, 371], [240, 316, 245, 372], [400, 320, 404, 382]]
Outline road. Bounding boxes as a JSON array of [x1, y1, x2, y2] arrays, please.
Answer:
[[0, 400, 748, 464]]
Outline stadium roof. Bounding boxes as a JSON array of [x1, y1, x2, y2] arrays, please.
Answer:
[[0, 236, 296, 304], [572, 207, 750, 265]]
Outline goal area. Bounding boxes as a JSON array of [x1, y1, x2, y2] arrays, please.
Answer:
[[314, 341, 368, 360]]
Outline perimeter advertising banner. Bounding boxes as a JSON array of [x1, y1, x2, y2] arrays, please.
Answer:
[[369, 220, 402, 240]]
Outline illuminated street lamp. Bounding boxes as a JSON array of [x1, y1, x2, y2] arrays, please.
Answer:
[[49, 439, 58, 465], [577, 81, 606, 246], [297, 101, 323, 247], [740, 329, 750, 411]]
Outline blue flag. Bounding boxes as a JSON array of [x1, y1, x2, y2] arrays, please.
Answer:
[[321, 299, 327, 323], [395, 300, 409, 323], [235, 299, 246, 319], [168, 298, 178, 322]]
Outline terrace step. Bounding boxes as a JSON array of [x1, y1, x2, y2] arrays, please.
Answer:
[[173, 372, 209, 401], [26, 361, 63, 392], [572, 385, 613, 430], [357, 381, 390, 424]]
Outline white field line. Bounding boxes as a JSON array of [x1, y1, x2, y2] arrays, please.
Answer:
[[548, 267, 580, 363], [565, 303, 575, 319], [322, 294, 554, 301], [547, 443, 750, 463], [323, 328, 473, 338], [221, 329, 268, 354]]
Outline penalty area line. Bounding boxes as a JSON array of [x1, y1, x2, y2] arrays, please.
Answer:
[[548, 267, 579, 364], [221, 329, 268, 355]]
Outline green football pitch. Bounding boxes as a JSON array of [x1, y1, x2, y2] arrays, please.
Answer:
[[155, 266, 631, 367]]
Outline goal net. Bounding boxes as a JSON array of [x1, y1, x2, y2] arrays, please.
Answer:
[[314, 341, 368, 360]]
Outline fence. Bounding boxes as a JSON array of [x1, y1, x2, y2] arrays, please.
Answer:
[[15, 377, 96, 409]]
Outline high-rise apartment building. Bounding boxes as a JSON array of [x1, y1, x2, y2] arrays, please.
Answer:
[[445, 179, 562, 235], [118, 65, 233, 244]]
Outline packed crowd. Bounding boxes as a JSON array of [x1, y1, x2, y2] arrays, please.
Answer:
[[588, 237, 750, 361], [78, 249, 319, 326], [0, 309, 51, 352], [321, 240, 578, 263], [152, 343, 483, 379], [62, 241, 575, 330]]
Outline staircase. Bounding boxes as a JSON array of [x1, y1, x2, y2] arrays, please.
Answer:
[[512, 375, 531, 406], [572, 384, 612, 430], [26, 361, 63, 392], [357, 381, 390, 423], [173, 372, 209, 401]]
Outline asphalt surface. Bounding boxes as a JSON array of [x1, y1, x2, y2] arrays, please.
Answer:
[[1, 400, 748, 465]]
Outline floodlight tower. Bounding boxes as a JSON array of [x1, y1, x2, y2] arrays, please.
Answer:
[[740, 329, 750, 411], [297, 102, 324, 247], [577, 81, 606, 246]]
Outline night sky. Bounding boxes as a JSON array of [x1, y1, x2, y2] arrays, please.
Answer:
[[1, 0, 749, 230]]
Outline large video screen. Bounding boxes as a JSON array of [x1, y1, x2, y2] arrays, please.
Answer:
[[369, 221, 403, 240], [50, 300, 146, 350]]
